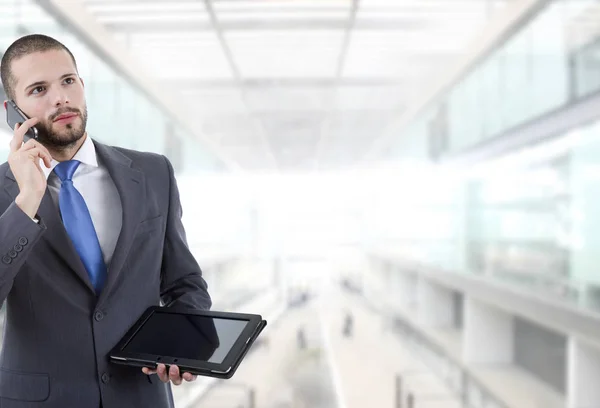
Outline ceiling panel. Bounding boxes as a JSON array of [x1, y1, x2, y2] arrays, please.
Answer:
[[200, 113, 263, 147], [244, 86, 331, 112], [259, 111, 326, 169], [318, 110, 396, 168], [333, 84, 413, 111], [179, 89, 247, 115], [343, 29, 476, 78], [216, 10, 350, 22], [193, 112, 277, 170], [126, 32, 234, 79], [86, 1, 209, 24], [226, 30, 346, 78], [213, 0, 352, 12], [85, 2, 206, 13]]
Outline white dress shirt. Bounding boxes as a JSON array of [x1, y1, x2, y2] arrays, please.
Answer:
[[42, 135, 122, 266]]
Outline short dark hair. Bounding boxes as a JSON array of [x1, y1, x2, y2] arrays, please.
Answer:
[[0, 34, 78, 100]]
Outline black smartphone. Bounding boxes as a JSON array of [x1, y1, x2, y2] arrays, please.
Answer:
[[4, 100, 38, 142]]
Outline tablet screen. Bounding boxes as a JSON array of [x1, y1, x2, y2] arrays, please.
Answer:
[[122, 311, 248, 364]]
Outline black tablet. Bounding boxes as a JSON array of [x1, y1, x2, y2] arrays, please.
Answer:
[[108, 307, 267, 379]]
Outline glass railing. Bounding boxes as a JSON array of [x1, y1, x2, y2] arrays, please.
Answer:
[[345, 283, 510, 408], [388, 0, 600, 161], [371, 114, 600, 316], [393, 317, 510, 408]]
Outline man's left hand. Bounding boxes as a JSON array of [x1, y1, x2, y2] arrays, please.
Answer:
[[142, 364, 197, 385]]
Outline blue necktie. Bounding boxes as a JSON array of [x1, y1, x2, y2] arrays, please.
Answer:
[[54, 160, 107, 295]]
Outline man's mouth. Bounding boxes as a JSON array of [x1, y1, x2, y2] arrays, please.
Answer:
[[53, 112, 78, 123]]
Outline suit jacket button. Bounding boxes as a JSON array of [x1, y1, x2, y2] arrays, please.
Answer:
[[94, 311, 104, 322], [18, 237, 28, 246], [14, 244, 23, 252], [1, 256, 11, 265], [101, 373, 110, 384], [8, 250, 17, 258]]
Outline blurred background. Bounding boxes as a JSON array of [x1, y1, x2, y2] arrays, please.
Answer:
[[2, 0, 600, 407]]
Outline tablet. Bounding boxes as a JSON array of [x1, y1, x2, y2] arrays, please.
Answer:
[[108, 307, 267, 379]]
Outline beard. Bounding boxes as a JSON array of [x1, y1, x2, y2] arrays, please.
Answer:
[[36, 106, 88, 150]]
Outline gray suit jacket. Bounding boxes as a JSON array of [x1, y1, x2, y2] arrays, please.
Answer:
[[0, 140, 212, 407]]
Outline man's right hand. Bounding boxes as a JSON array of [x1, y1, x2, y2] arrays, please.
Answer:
[[7, 118, 52, 219]]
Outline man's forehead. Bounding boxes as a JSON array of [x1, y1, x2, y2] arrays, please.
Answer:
[[12, 50, 74, 86]]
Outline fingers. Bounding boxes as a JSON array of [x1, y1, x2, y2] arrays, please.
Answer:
[[21, 140, 52, 168], [10, 117, 39, 153], [169, 365, 182, 385], [24, 147, 52, 169], [9, 123, 22, 153], [157, 364, 169, 383], [142, 364, 196, 385], [182, 372, 197, 382]]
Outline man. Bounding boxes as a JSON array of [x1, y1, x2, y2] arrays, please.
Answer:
[[0, 34, 211, 407]]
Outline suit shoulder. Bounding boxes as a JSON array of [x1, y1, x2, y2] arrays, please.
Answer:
[[112, 146, 164, 163], [111, 146, 170, 171]]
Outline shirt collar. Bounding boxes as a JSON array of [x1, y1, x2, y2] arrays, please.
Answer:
[[42, 135, 98, 180]]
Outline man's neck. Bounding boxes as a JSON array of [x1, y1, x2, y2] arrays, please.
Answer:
[[47, 133, 88, 162]]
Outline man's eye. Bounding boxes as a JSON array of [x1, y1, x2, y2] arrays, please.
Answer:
[[32, 86, 45, 94], [65, 78, 74, 84]]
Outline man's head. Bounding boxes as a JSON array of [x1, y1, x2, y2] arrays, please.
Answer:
[[1, 34, 87, 150]]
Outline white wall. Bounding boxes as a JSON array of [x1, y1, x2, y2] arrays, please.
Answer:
[[463, 297, 514, 364], [417, 278, 454, 327], [568, 337, 600, 408]]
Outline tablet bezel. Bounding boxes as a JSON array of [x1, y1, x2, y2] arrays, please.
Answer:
[[109, 306, 264, 375]]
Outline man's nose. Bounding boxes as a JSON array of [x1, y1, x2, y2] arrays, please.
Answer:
[[50, 88, 70, 106]]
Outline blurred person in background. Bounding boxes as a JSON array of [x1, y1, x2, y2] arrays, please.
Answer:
[[343, 309, 353, 338], [0, 34, 211, 408]]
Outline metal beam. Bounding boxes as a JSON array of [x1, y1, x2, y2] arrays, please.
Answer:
[[83, 1, 477, 12], [103, 18, 429, 32], [174, 77, 408, 89], [204, 0, 241, 80], [195, 109, 399, 119], [314, 0, 360, 169], [204, 0, 279, 169]]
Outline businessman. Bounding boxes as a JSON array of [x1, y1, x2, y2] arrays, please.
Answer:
[[0, 34, 211, 407]]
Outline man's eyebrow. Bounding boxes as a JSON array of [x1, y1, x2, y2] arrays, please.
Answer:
[[25, 80, 47, 91], [25, 73, 77, 91]]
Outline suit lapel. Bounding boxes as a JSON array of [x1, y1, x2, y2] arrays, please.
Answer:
[[3, 140, 146, 301], [93, 141, 145, 305], [4, 169, 96, 295]]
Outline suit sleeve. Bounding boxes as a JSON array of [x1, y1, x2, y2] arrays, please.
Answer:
[[159, 156, 212, 311], [0, 202, 47, 305]]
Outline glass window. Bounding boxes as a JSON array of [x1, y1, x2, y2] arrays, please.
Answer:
[[480, 54, 503, 140], [572, 37, 600, 98], [529, 1, 569, 115], [416, 0, 598, 157], [500, 22, 532, 129]]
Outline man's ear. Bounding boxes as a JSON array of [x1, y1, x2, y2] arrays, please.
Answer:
[[3, 100, 7, 111]]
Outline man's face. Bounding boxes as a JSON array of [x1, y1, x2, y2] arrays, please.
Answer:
[[11, 49, 87, 149]]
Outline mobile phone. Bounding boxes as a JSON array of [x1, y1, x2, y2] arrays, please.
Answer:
[[4, 100, 38, 142]]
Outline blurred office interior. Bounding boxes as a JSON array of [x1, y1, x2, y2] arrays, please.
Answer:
[[2, 0, 600, 407]]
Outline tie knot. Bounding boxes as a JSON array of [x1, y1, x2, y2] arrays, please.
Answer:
[[54, 160, 81, 182]]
